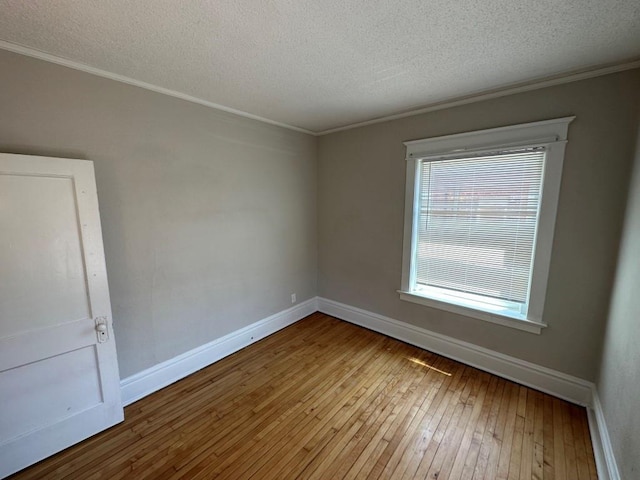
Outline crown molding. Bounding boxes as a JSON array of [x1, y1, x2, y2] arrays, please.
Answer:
[[2, 40, 638, 138], [0, 40, 315, 136], [317, 58, 640, 136]]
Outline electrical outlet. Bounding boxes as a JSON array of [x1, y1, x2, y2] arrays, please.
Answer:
[[291, 293, 297, 304]]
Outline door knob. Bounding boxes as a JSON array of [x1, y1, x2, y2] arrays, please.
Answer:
[[95, 318, 109, 343]]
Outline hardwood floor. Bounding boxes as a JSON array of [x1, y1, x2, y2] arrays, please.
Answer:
[[10, 313, 597, 479]]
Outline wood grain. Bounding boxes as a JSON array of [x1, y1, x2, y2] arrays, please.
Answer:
[[9, 313, 597, 480]]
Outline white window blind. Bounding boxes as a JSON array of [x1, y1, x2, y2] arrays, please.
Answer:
[[414, 148, 545, 310]]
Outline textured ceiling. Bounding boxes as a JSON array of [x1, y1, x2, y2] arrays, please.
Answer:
[[1, 0, 639, 133]]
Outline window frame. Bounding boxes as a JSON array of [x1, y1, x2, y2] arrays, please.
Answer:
[[399, 117, 574, 334]]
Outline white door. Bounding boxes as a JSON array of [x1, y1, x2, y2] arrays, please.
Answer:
[[0, 154, 123, 478]]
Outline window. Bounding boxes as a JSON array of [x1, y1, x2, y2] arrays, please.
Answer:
[[399, 117, 574, 334]]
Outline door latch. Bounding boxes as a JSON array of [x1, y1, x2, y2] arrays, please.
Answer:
[[95, 317, 109, 343]]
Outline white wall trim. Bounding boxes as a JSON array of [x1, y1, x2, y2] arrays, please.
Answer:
[[1, 40, 638, 138], [317, 58, 640, 135], [0, 40, 315, 136], [399, 117, 572, 333], [317, 297, 594, 406], [120, 298, 317, 406], [587, 389, 621, 480], [119, 296, 621, 477], [317, 297, 623, 476]]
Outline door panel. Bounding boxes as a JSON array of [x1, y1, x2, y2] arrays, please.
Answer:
[[1, 345, 102, 442], [0, 174, 90, 337], [0, 154, 123, 478]]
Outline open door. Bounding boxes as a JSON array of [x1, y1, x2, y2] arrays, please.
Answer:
[[0, 154, 123, 478]]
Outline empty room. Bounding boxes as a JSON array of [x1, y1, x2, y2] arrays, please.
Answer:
[[1, 1, 639, 479]]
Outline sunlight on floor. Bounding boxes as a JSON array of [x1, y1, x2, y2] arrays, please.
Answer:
[[406, 357, 452, 376]]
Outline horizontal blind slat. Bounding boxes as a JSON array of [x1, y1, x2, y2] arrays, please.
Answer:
[[415, 150, 545, 305]]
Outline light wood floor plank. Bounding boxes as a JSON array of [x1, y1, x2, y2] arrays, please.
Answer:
[[496, 382, 521, 479], [394, 364, 471, 479], [9, 313, 597, 480], [532, 390, 545, 480], [562, 400, 579, 480], [448, 372, 493, 479], [368, 355, 454, 480], [423, 369, 486, 479], [471, 377, 506, 480]]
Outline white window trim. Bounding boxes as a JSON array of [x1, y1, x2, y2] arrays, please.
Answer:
[[399, 116, 575, 334]]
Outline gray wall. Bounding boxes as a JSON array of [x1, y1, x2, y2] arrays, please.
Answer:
[[0, 49, 318, 378], [597, 118, 640, 479], [2, 44, 638, 391], [318, 69, 640, 381]]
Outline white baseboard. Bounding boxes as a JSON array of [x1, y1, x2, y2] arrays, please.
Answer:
[[317, 297, 627, 477], [317, 297, 594, 406], [120, 298, 317, 406], [587, 389, 621, 480], [119, 295, 620, 479]]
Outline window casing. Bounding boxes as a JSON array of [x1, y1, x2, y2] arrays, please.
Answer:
[[399, 117, 574, 334]]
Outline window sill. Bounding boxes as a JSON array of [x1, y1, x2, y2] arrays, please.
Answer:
[[398, 290, 546, 334]]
